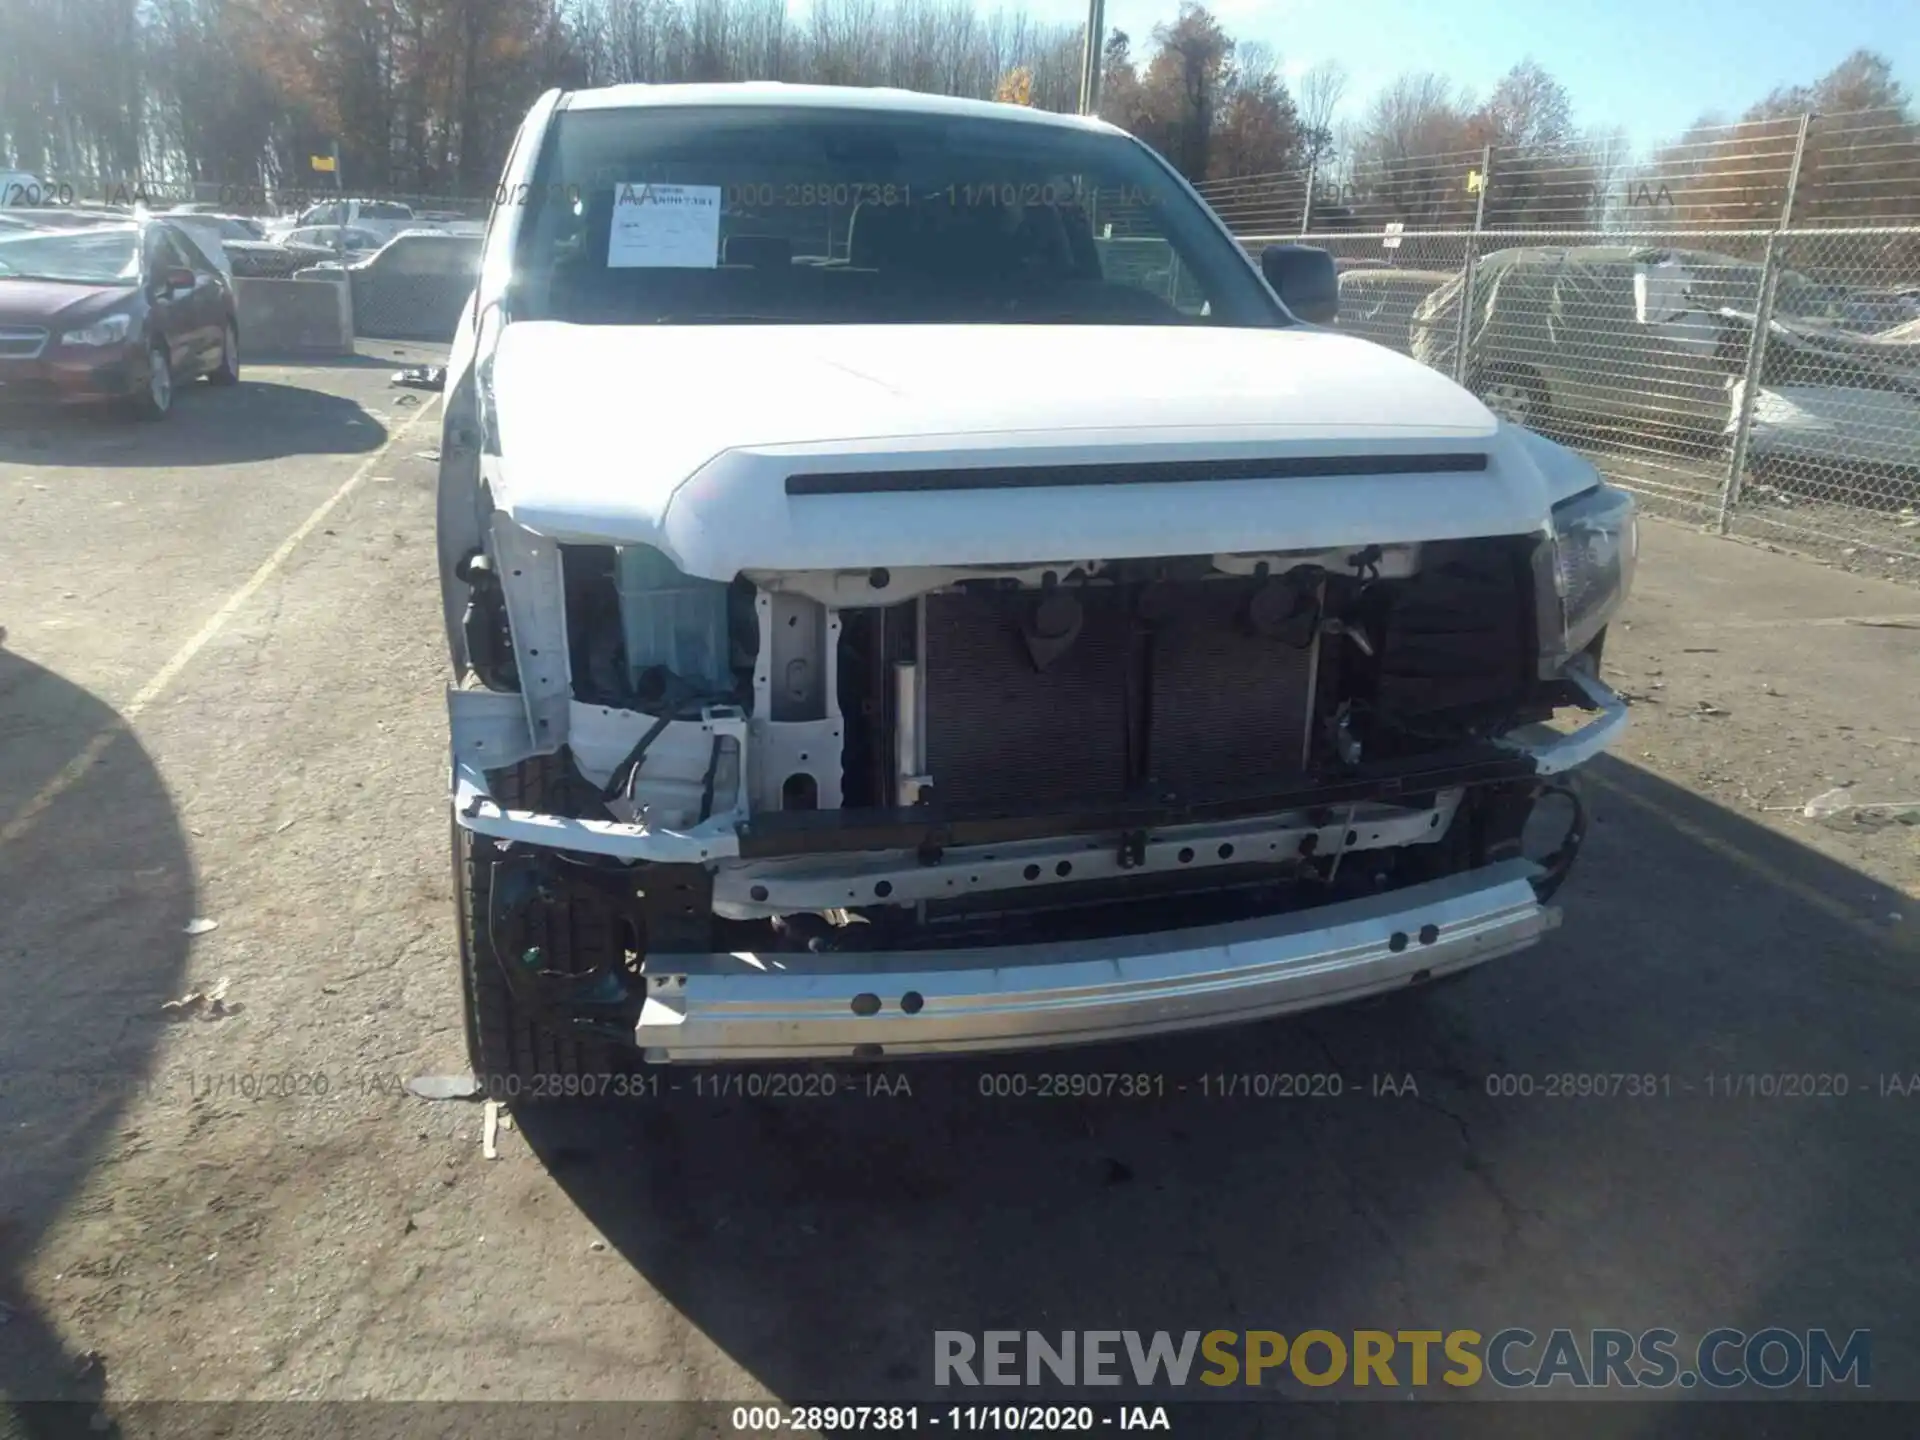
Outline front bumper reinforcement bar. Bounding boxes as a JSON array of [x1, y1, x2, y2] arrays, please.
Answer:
[[634, 858, 1556, 1062]]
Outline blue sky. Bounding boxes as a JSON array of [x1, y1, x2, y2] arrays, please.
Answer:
[[1027, 0, 1919, 152]]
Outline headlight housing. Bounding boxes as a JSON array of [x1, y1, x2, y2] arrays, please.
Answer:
[[1535, 483, 1637, 672], [61, 314, 132, 347], [473, 303, 504, 456]]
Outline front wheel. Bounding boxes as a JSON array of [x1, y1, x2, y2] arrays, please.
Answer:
[[1472, 365, 1548, 431], [455, 755, 635, 1102], [208, 321, 240, 386], [131, 340, 172, 420]]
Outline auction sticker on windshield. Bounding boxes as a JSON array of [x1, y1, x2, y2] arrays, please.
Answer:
[[608, 182, 720, 267]]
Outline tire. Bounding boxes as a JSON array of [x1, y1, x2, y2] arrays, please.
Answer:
[[1471, 365, 1548, 431], [131, 340, 172, 420], [208, 321, 240, 386], [455, 753, 635, 1102]]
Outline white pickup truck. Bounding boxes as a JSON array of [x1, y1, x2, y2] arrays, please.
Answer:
[[437, 82, 1636, 1089], [269, 197, 435, 245]]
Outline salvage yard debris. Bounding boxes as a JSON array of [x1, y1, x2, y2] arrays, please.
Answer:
[[1798, 786, 1920, 820], [182, 917, 219, 936], [482, 1099, 503, 1160], [404, 1073, 481, 1101], [1804, 787, 1858, 817], [161, 977, 235, 1020]]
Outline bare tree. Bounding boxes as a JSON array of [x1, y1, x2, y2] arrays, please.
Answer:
[[1295, 58, 1346, 167], [1208, 40, 1300, 182], [1097, 28, 1144, 129], [52, 0, 1911, 246], [1473, 60, 1602, 225], [1344, 71, 1480, 224], [1139, 3, 1232, 179], [1479, 57, 1572, 149]]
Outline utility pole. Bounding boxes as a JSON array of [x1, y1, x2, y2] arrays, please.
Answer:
[[1077, 0, 1106, 116]]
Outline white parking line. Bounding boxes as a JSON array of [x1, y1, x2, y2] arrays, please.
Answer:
[[0, 395, 442, 849]]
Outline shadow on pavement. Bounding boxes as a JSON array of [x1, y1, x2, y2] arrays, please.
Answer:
[[0, 648, 194, 1413], [248, 349, 444, 371], [0, 380, 388, 468], [517, 753, 1918, 1406]]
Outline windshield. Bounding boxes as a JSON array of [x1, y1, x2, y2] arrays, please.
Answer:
[[511, 105, 1284, 327], [0, 225, 140, 283]]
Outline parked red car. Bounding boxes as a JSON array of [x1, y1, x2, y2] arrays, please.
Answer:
[[0, 219, 239, 419]]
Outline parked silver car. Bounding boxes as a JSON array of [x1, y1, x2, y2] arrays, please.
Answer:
[[283, 224, 385, 261], [1409, 246, 1841, 434], [1410, 245, 1920, 481]]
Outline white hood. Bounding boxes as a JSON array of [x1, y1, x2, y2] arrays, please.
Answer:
[[488, 322, 1577, 578]]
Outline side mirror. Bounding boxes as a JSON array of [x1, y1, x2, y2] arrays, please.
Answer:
[[1260, 244, 1338, 324]]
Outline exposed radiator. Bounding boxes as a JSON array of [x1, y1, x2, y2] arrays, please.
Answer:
[[1146, 579, 1315, 795], [922, 589, 1131, 810], [920, 581, 1317, 811]]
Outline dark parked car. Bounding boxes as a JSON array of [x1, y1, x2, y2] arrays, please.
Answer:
[[0, 219, 239, 418]]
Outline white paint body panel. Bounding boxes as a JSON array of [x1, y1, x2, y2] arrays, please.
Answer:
[[481, 322, 1598, 576]]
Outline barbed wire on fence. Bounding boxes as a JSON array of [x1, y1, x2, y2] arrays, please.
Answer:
[[1197, 106, 1920, 234]]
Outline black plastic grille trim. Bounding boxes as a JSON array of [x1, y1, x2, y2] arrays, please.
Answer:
[[785, 452, 1489, 495]]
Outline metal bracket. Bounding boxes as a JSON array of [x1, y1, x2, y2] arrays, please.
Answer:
[[448, 686, 541, 773], [640, 863, 715, 953], [489, 513, 571, 752], [1495, 665, 1629, 776]]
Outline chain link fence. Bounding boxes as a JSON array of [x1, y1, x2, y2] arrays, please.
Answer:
[[1238, 224, 1920, 567], [1221, 113, 1920, 572]]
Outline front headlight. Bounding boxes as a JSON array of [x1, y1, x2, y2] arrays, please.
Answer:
[[1536, 483, 1638, 672], [473, 303, 504, 456], [61, 314, 132, 347]]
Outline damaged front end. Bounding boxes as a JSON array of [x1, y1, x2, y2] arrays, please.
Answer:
[[451, 485, 1633, 1062]]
